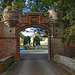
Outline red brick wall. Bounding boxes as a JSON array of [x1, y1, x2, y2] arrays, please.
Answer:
[[0, 12, 68, 61], [69, 43, 75, 57], [0, 22, 17, 59], [0, 39, 17, 59], [0, 22, 5, 58], [0, 39, 5, 58]]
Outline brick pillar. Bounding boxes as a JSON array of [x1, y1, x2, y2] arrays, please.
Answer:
[[0, 22, 17, 59], [15, 31, 20, 62], [0, 22, 6, 59], [48, 31, 53, 61], [53, 38, 65, 55]]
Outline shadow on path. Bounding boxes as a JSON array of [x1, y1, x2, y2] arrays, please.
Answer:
[[20, 52, 48, 60]]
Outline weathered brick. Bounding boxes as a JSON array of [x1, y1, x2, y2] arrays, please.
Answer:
[[0, 12, 74, 62]]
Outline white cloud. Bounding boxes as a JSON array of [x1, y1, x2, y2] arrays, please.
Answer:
[[22, 32, 34, 36], [21, 27, 35, 37]]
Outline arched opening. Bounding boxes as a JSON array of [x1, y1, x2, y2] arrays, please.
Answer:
[[15, 24, 52, 61], [19, 27, 48, 60]]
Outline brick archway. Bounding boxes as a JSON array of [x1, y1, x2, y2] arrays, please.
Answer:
[[13, 12, 53, 61], [0, 12, 65, 62], [15, 24, 52, 61]]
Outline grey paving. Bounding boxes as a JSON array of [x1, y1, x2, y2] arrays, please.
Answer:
[[3, 52, 72, 75]]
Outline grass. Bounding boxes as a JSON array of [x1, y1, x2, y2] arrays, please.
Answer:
[[20, 50, 47, 52]]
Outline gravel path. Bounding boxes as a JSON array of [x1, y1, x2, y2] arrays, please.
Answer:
[[4, 52, 72, 75]]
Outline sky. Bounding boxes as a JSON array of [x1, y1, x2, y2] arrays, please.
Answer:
[[21, 27, 35, 37], [21, 27, 45, 37], [22, 31, 34, 37]]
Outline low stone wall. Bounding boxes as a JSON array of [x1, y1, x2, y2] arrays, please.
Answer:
[[0, 56, 14, 73], [54, 54, 75, 74]]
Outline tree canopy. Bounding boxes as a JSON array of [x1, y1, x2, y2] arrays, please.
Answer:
[[0, 0, 27, 20], [0, 0, 75, 44], [0, 0, 75, 20], [0, 0, 75, 25], [27, 0, 75, 44]]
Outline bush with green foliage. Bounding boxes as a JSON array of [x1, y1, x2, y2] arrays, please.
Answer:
[[24, 45, 28, 50]]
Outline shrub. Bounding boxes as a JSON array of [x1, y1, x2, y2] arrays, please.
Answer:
[[24, 45, 28, 50]]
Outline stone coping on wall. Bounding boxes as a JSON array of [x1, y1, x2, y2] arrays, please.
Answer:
[[54, 54, 75, 74], [0, 56, 14, 73]]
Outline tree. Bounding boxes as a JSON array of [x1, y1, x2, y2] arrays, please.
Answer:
[[20, 32, 25, 39], [62, 26, 75, 45], [62, 8, 75, 45], [25, 0, 75, 43], [41, 31, 48, 38], [33, 36, 40, 46], [23, 36, 31, 45], [26, 0, 75, 44], [0, 0, 75, 43], [27, 36, 31, 44], [0, 0, 27, 20], [23, 36, 27, 45]]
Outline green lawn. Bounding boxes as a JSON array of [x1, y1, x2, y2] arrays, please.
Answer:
[[20, 50, 47, 52]]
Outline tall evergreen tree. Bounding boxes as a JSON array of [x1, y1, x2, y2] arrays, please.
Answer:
[[23, 36, 31, 45], [33, 36, 40, 46]]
